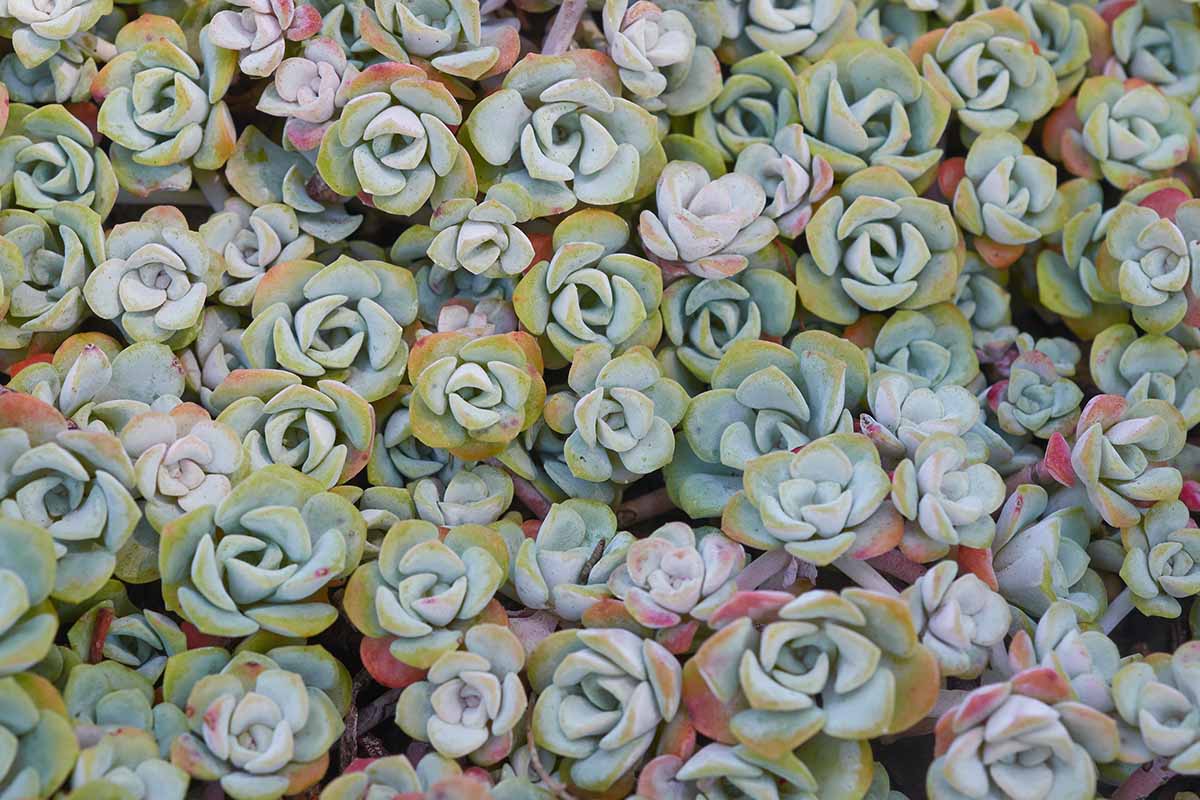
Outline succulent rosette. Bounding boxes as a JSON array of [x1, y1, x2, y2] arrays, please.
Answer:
[[0, 673, 78, 800], [83, 206, 227, 348], [0, 0, 110, 69], [508, 498, 633, 620], [859, 372, 982, 464], [637, 160, 779, 280], [1069, 394, 1187, 529], [67, 728, 189, 800], [1109, 641, 1200, 772], [866, 304, 981, 389], [0, 103, 116, 220], [424, 196, 536, 282], [319, 753, 467, 800], [669, 334, 867, 517], [528, 627, 682, 792], [256, 36, 358, 152], [515, 208, 663, 361], [212, 370, 374, 488], [798, 166, 962, 325], [67, 600, 186, 683], [463, 50, 665, 217], [542, 342, 690, 484], [199, 199, 317, 308], [92, 15, 237, 195], [733, 123, 834, 239], [363, 0, 520, 80], [1119, 498, 1200, 619], [207, 0, 323, 78], [692, 51, 799, 162], [240, 255, 417, 402], [903, 561, 1010, 678], [395, 623, 527, 763], [406, 330, 546, 460], [0, 516, 58, 676], [927, 666, 1118, 800], [795, 39, 950, 187], [722, 432, 902, 565], [990, 0, 1099, 104], [316, 61, 476, 216], [715, 0, 858, 59], [367, 387, 456, 487], [684, 589, 939, 758], [954, 252, 1018, 356], [342, 519, 508, 668], [410, 462, 512, 526], [160, 464, 366, 637], [1090, 323, 1200, 428], [0, 45, 96, 105], [167, 647, 350, 800], [991, 349, 1084, 439], [1102, 0, 1200, 103]]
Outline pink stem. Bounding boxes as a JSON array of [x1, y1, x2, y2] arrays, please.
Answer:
[[736, 548, 793, 591], [867, 549, 927, 584], [1112, 758, 1175, 800], [616, 487, 675, 527], [510, 473, 553, 518], [543, 0, 587, 55]]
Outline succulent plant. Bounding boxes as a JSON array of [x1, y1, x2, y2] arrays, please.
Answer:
[[795, 39, 950, 186], [463, 50, 665, 216], [67, 600, 186, 683], [1110, 641, 1200, 773], [0, 673, 78, 799], [716, 0, 858, 59], [212, 370, 374, 488], [732, 124, 835, 242], [0, 45, 96, 105], [84, 206, 226, 348], [406, 330, 546, 460], [0, 516, 58, 676], [692, 51, 799, 162], [798, 166, 962, 325], [168, 647, 349, 800], [1070, 394, 1186, 529], [1090, 323, 1200, 429], [0, 0, 110, 69], [1119, 498, 1200, 619], [240, 255, 417, 402], [396, 623, 527, 762], [991, 484, 1105, 623], [543, 342, 690, 484], [316, 61, 476, 215], [903, 561, 1010, 678], [92, 15, 236, 194], [990, 349, 1084, 439], [685, 589, 939, 757], [507, 498, 633, 620], [63, 659, 159, 730], [859, 371, 981, 463], [866, 303, 981, 389], [529, 627, 682, 791], [256, 36, 358, 152], [363, 0, 520, 80], [928, 665, 1118, 800], [207, 0, 322, 78], [367, 387, 455, 488], [342, 519, 509, 667], [954, 252, 1018, 356], [1103, 0, 1200, 103], [638, 160, 778, 280], [199, 199, 317, 308], [722, 432, 902, 565], [160, 464, 365, 637], [424, 196, 536, 283], [410, 462, 513, 526], [0, 103, 116, 220], [988, 0, 1098, 104]]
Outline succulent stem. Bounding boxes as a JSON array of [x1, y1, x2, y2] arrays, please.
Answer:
[[736, 548, 794, 591], [1111, 758, 1175, 800], [930, 689, 968, 718], [616, 487, 675, 528], [1100, 587, 1135, 634], [868, 549, 927, 584], [833, 555, 900, 597], [543, 0, 586, 55]]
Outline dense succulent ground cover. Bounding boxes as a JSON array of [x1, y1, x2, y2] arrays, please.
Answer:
[[7, 0, 1200, 798]]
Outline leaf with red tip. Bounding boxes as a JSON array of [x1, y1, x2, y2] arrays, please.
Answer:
[[1012, 666, 1071, 704], [1139, 188, 1191, 221], [956, 547, 997, 590], [1042, 432, 1075, 487], [360, 636, 427, 688], [705, 590, 792, 629]]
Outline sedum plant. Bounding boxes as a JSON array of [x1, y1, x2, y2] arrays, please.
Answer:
[[207, 0, 323, 78], [990, 349, 1084, 439], [67, 600, 186, 683], [1103, 0, 1200, 103], [1090, 323, 1200, 429], [199, 199, 317, 308], [1119, 498, 1200, 619], [0, 0, 110, 70], [1109, 641, 1200, 774], [734, 122, 835, 239], [68, 728, 189, 800], [866, 303, 981, 389], [903, 560, 1010, 678], [363, 0, 521, 80], [319, 753, 467, 800], [859, 371, 981, 464], [691, 51, 798, 162], [410, 461, 512, 526], [715, 0, 858, 59], [0, 673, 78, 800]]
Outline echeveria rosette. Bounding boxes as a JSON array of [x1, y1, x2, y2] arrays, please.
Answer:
[[1070, 394, 1187, 529], [92, 15, 237, 195], [683, 589, 939, 760], [256, 36, 358, 152], [1109, 641, 1200, 773], [0, 391, 140, 604], [0, 673, 78, 800], [980, 0, 1100, 105], [207, 0, 323, 78], [859, 372, 981, 464], [407, 330, 546, 460], [367, 387, 456, 488], [608, 521, 744, 629], [317, 61, 476, 216], [798, 166, 962, 326], [67, 728, 189, 800], [464, 50, 666, 217], [0, 44, 96, 105], [62, 659, 163, 732], [363, 0, 521, 81], [199, 199, 317, 308], [891, 432, 1006, 561], [692, 51, 799, 162], [915, 8, 1057, 140], [83, 206, 227, 348], [0, 202, 104, 354], [515, 209, 663, 362], [240, 256, 417, 402], [669, 334, 867, 517], [0, 0, 110, 69], [853, 0, 940, 51], [168, 648, 349, 800], [395, 623, 527, 764], [715, 0, 858, 59], [67, 601, 185, 683], [508, 498, 633, 621], [657, 267, 796, 391], [0, 103, 116, 221], [159, 464, 366, 638], [211, 370, 374, 489], [866, 303, 981, 390], [1101, 198, 1200, 335], [990, 349, 1084, 440], [734, 123, 835, 239], [795, 39, 950, 188], [1119, 499, 1200, 619], [927, 665, 1119, 800], [543, 342, 690, 485], [425, 196, 536, 283], [903, 561, 1010, 679], [319, 753, 468, 800], [722, 432, 903, 566], [1091, 323, 1200, 429], [342, 519, 509, 669], [637, 160, 778, 281], [603, 0, 723, 117], [410, 462, 513, 526], [992, 484, 1106, 623], [392, 222, 516, 329], [954, 252, 1018, 357], [331, 485, 416, 562], [1102, 0, 1200, 103], [119, 401, 247, 531], [528, 627, 682, 792], [497, 417, 622, 506], [0, 517, 58, 677]]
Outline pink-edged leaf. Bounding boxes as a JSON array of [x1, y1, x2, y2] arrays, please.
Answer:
[[956, 547, 997, 590], [360, 636, 427, 688], [706, 590, 792, 628], [286, 4, 322, 40], [1012, 666, 1071, 704], [1042, 432, 1075, 486], [656, 620, 699, 655]]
